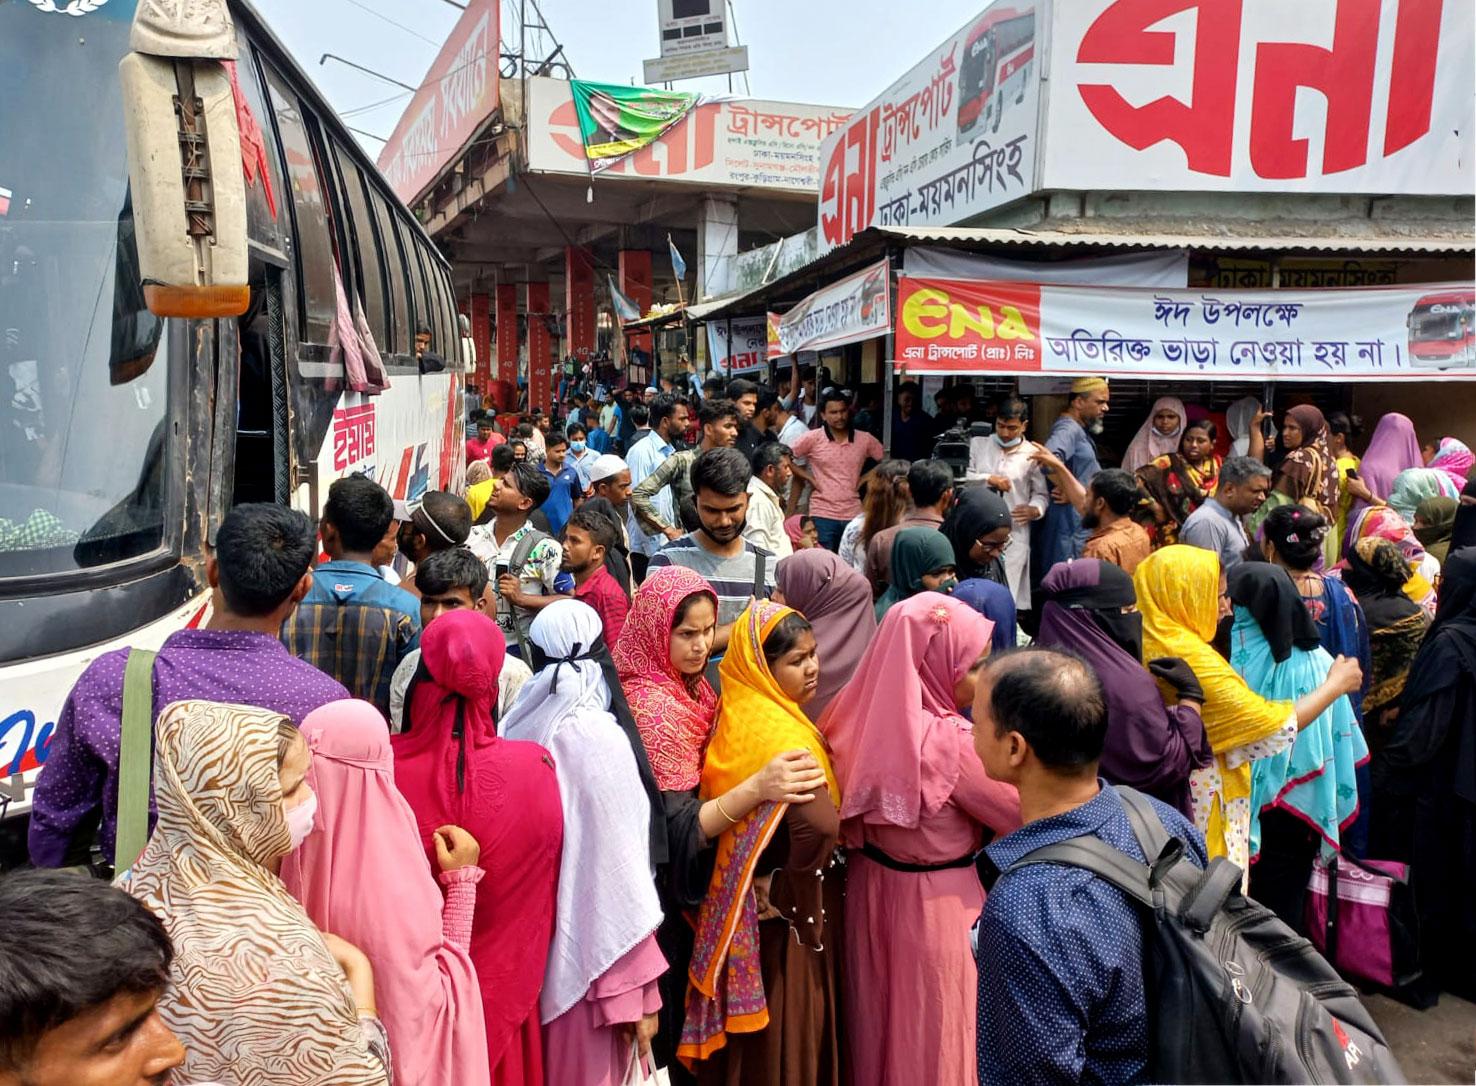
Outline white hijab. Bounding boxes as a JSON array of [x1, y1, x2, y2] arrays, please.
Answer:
[[1227, 397, 1261, 458], [500, 600, 663, 1022]]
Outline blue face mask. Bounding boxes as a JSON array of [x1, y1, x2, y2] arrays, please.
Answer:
[[570, 440, 587, 453], [993, 433, 1024, 449]]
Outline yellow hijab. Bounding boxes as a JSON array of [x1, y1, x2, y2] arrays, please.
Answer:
[[679, 602, 838, 1066], [1135, 547, 1292, 860]]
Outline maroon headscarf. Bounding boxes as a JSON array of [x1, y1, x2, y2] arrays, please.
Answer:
[[392, 610, 563, 1077], [1034, 559, 1213, 816], [775, 549, 877, 721]]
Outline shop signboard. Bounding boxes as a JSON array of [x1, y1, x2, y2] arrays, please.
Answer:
[[817, 0, 1041, 249], [377, 0, 499, 204], [768, 260, 892, 359], [1042, 0, 1474, 195], [707, 317, 768, 373], [525, 77, 850, 192], [893, 277, 1476, 380]]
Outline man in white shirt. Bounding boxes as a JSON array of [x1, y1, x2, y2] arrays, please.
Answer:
[[965, 397, 1049, 613], [625, 393, 691, 580], [743, 442, 794, 558]]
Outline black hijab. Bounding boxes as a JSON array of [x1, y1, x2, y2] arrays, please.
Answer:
[[1228, 561, 1322, 663], [1342, 538, 1422, 631], [1450, 479, 1476, 553], [1041, 558, 1144, 660], [942, 484, 1011, 582]]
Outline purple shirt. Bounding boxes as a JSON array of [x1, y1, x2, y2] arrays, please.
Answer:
[[28, 629, 348, 867]]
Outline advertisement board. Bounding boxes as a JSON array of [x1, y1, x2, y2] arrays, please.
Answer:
[[707, 317, 768, 373], [769, 260, 891, 358], [1042, 0, 1474, 195], [817, 0, 1040, 249], [525, 77, 850, 192], [377, 0, 499, 204], [894, 277, 1476, 380]]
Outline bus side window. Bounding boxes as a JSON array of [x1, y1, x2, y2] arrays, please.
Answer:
[[441, 269, 462, 370], [331, 145, 389, 351], [368, 188, 411, 358], [234, 40, 286, 252], [398, 221, 431, 346], [263, 67, 337, 346]]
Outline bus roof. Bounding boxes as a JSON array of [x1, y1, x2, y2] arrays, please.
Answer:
[[230, 0, 449, 269]]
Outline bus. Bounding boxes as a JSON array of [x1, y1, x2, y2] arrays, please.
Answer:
[[0, 0, 465, 862], [956, 7, 1035, 141], [1408, 288, 1476, 370]]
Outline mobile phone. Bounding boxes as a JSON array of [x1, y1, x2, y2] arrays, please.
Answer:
[[1345, 467, 1359, 480], [494, 562, 509, 585], [1260, 416, 1276, 440]]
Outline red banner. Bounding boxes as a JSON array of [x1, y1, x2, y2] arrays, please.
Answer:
[[376, 0, 499, 204], [495, 283, 518, 387], [565, 247, 596, 360], [469, 292, 491, 390], [527, 282, 552, 414]]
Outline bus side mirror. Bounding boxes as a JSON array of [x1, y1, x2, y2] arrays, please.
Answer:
[[118, 53, 249, 319]]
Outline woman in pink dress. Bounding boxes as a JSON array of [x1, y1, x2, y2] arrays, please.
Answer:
[[820, 592, 1020, 1086]]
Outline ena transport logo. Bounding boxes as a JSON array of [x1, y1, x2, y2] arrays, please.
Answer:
[[896, 279, 1043, 371]]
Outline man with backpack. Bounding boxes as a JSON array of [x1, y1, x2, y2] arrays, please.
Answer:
[[972, 648, 1402, 1086]]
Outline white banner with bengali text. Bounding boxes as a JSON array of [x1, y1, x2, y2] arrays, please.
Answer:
[[894, 277, 1476, 380]]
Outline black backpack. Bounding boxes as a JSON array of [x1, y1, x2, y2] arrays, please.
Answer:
[[1008, 788, 1405, 1085]]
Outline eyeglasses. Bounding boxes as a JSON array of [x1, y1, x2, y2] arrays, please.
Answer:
[[977, 536, 1013, 557]]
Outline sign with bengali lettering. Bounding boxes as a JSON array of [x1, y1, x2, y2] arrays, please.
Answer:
[[524, 76, 850, 192], [817, 0, 1040, 249], [769, 261, 892, 359], [376, 0, 498, 203], [1042, 0, 1473, 195], [894, 277, 1476, 380], [707, 317, 768, 373]]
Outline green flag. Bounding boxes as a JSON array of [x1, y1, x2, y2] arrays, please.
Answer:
[[569, 80, 699, 174]]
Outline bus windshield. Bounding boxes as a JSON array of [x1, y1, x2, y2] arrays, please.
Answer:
[[0, 0, 169, 581]]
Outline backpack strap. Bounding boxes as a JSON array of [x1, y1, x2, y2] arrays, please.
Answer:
[[1116, 786, 1172, 859], [752, 548, 767, 600], [1011, 837, 1157, 909], [114, 648, 158, 873]]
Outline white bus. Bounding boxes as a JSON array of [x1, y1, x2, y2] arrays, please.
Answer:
[[0, 0, 464, 862]]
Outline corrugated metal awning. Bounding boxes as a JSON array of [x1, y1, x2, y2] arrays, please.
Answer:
[[695, 223, 1474, 322]]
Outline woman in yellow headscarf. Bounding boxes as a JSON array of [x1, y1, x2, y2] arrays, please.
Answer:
[[678, 602, 842, 1086], [1134, 546, 1362, 875]]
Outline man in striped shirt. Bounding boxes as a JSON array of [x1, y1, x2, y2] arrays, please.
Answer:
[[648, 447, 774, 654]]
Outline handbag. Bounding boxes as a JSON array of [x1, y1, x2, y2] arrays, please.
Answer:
[[1304, 853, 1422, 996], [622, 1043, 670, 1086]]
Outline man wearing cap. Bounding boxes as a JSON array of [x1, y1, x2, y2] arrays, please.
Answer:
[[396, 491, 473, 595], [1039, 377, 1110, 570], [587, 453, 635, 590]]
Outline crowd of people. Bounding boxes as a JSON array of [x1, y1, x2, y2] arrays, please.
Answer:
[[3, 367, 1473, 1086]]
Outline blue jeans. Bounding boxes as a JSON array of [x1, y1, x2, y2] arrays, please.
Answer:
[[812, 515, 849, 552]]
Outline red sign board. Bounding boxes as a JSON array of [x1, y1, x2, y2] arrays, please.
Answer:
[[377, 0, 499, 204]]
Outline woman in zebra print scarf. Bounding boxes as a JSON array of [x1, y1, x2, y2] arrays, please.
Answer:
[[119, 700, 391, 1086]]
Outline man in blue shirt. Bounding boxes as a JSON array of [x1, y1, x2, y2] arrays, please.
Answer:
[[971, 648, 1206, 1086], [537, 429, 583, 537], [1040, 377, 1110, 569], [281, 475, 421, 718]]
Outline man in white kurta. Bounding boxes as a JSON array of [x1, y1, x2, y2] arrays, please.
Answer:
[[966, 401, 1049, 612]]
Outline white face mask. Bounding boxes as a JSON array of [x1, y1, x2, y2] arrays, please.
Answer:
[[993, 433, 1024, 449], [284, 790, 318, 851]]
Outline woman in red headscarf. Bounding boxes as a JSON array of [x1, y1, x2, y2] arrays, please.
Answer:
[[614, 567, 827, 1081], [821, 592, 1020, 1086], [392, 610, 564, 1086]]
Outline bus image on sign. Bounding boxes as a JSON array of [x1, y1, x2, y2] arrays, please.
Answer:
[[1408, 289, 1476, 370], [0, 0, 465, 864], [956, 6, 1035, 140]]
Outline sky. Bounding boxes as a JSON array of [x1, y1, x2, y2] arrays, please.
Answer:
[[252, 0, 990, 155]]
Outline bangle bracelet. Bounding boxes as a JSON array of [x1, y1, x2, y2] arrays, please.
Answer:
[[715, 796, 741, 824]]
